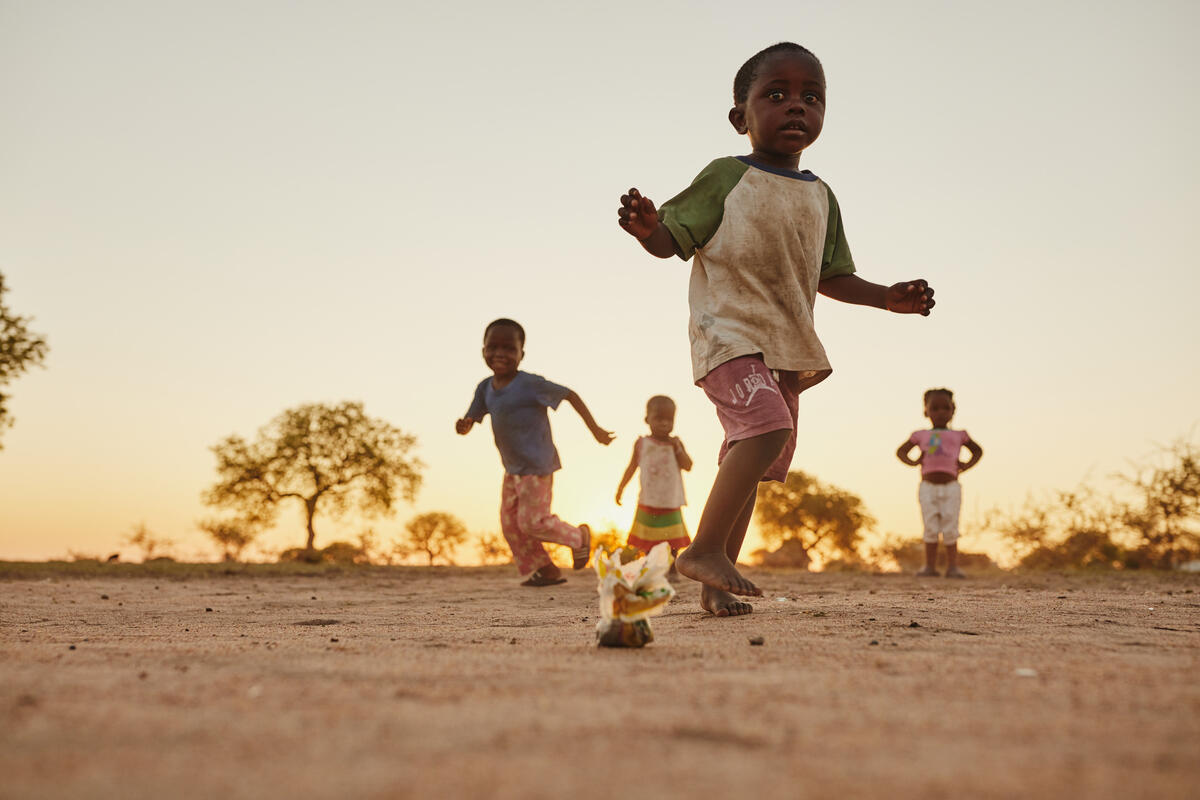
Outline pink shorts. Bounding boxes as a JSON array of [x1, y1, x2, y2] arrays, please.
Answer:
[[698, 355, 800, 482]]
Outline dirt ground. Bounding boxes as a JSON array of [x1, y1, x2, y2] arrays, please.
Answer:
[[2, 566, 1198, 800]]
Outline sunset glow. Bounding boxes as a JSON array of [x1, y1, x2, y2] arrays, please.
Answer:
[[1, 0, 1197, 566]]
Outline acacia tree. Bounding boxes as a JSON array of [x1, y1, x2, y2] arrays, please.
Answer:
[[399, 512, 468, 566], [754, 470, 876, 569], [475, 531, 512, 565], [123, 522, 174, 562], [0, 273, 49, 447], [204, 402, 422, 557], [198, 517, 261, 562]]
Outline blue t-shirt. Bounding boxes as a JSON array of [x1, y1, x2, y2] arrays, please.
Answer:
[[465, 371, 571, 475]]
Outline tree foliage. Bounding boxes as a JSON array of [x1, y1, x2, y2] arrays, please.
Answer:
[[988, 439, 1200, 569], [399, 512, 468, 566], [0, 272, 49, 447], [754, 470, 876, 569], [475, 531, 512, 565], [123, 522, 174, 562], [198, 517, 260, 562], [204, 402, 422, 554], [1120, 440, 1200, 567]]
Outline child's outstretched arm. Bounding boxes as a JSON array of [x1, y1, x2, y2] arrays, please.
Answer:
[[672, 436, 694, 471], [818, 275, 936, 316], [959, 439, 984, 472], [618, 188, 678, 259], [615, 440, 640, 505], [896, 440, 922, 466], [565, 390, 615, 445]]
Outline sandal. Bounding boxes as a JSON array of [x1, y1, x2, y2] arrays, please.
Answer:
[[572, 524, 592, 570], [520, 569, 567, 587]]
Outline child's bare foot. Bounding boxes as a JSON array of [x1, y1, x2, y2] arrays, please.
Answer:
[[674, 549, 762, 596], [916, 566, 939, 577], [944, 567, 966, 579], [701, 585, 753, 617], [520, 565, 566, 587]]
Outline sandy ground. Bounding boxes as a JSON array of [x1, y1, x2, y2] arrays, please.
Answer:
[[2, 566, 1198, 800]]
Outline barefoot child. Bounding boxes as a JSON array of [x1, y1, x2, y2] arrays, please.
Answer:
[[456, 318, 614, 586], [617, 42, 935, 616], [895, 388, 983, 578], [615, 396, 693, 564]]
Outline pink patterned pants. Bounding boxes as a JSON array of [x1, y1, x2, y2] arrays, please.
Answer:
[[500, 474, 585, 576]]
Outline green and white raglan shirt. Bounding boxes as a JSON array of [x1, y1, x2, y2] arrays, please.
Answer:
[[658, 156, 856, 387]]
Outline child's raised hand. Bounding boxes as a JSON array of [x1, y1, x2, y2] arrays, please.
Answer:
[[885, 280, 935, 316], [455, 417, 475, 435], [618, 188, 660, 241]]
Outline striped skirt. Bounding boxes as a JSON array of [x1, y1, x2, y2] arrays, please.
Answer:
[[626, 504, 691, 552]]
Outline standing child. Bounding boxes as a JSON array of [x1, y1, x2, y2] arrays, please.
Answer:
[[615, 396, 693, 564], [456, 318, 614, 586], [896, 388, 983, 578], [617, 42, 935, 616]]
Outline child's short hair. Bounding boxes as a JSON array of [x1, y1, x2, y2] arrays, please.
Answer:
[[733, 42, 823, 103], [923, 387, 954, 406], [646, 395, 676, 414], [483, 318, 525, 345]]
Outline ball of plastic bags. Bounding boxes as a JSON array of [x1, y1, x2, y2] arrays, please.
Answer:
[[594, 542, 676, 648]]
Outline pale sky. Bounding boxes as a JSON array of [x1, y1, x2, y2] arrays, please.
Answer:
[[2, 0, 1198, 563]]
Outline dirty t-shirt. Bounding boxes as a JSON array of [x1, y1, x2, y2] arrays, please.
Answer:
[[658, 156, 856, 386], [465, 371, 570, 475]]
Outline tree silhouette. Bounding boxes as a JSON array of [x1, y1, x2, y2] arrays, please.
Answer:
[[754, 470, 875, 569], [0, 272, 49, 448], [198, 517, 260, 562], [988, 487, 1124, 569], [1121, 440, 1200, 567], [987, 439, 1200, 570], [123, 522, 174, 562], [475, 531, 512, 565], [204, 402, 422, 557], [401, 512, 468, 566]]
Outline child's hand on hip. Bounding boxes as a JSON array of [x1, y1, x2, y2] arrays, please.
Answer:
[[885, 280, 935, 316], [618, 188, 660, 241]]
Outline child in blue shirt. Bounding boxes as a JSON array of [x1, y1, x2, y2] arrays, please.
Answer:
[[617, 42, 935, 616], [457, 318, 614, 586]]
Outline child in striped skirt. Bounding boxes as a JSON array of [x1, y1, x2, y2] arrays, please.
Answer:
[[615, 396, 693, 564]]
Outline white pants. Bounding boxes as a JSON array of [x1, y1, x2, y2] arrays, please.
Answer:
[[919, 481, 961, 544]]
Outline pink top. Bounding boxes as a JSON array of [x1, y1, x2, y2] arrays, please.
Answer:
[[909, 429, 971, 477]]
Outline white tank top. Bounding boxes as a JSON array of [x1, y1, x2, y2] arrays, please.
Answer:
[[638, 437, 686, 508]]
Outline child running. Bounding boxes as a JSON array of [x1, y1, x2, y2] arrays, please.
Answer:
[[456, 318, 614, 586], [615, 395, 693, 565], [617, 42, 935, 616], [895, 388, 983, 578]]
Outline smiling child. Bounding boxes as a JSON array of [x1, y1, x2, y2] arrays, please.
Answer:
[[456, 318, 614, 586]]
